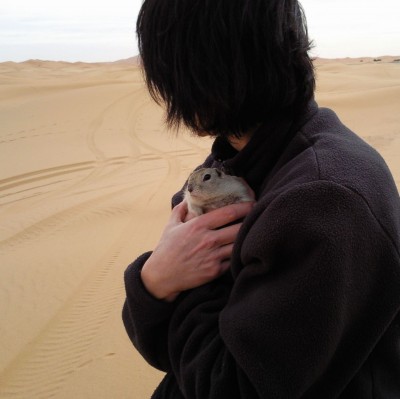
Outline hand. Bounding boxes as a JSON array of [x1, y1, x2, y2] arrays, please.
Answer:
[[141, 200, 254, 302]]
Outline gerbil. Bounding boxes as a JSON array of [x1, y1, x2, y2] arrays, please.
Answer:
[[184, 168, 254, 216]]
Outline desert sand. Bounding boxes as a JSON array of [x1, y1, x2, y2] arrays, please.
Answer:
[[0, 56, 399, 398]]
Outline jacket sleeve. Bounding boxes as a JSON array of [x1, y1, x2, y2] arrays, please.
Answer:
[[166, 180, 400, 398], [122, 252, 177, 371]]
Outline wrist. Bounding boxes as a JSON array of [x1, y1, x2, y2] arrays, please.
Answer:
[[141, 260, 179, 302]]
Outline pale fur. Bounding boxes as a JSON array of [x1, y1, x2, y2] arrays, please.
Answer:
[[184, 168, 254, 216]]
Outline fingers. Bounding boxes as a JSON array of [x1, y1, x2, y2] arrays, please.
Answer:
[[184, 209, 197, 222], [218, 243, 234, 260], [198, 201, 255, 230], [214, 223, 242, 246], [171, 200, 189, 223]]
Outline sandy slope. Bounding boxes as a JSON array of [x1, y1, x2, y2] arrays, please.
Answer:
[[0, 57, 399, 398]]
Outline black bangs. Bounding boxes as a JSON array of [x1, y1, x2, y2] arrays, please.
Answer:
[[137, 0, 315, 137]]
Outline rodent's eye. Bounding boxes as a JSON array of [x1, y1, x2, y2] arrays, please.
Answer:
[[203, 174, 211, 182]]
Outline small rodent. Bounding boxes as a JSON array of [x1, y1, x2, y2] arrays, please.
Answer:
[[184, 168, 254, 216]]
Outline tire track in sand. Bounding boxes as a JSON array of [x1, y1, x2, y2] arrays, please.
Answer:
[[0, 177, 156, 249], [0, 88, 210, 398], [0, 89, 149, 243], [126, 98, 193, 202], [0, 162, 96, 195], [0, 189, 156, 398]]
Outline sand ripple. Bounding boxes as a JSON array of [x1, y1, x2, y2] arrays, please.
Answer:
[[0, 58, 399, 398]]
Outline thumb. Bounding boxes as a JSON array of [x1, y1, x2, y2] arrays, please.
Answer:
[[171, 200, 189, 223]]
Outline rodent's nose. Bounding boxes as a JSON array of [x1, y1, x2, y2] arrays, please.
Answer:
[[187, 184, 193, 193]]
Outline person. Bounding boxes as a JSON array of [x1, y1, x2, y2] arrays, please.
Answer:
[[122, 0, 400, 397]]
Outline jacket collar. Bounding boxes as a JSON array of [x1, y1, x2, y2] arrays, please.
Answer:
[[211, 99, 318, 195]]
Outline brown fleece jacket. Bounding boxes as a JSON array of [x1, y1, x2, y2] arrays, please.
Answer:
[[122, 100, 400, 398]]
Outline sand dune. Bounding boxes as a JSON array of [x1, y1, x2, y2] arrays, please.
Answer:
[[0, 57, 399, 398]]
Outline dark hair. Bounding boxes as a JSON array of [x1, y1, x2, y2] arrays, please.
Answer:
[[137, 0, 315, 137]]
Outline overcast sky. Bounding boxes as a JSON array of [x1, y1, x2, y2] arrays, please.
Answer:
[[0, 0, 399, 62]]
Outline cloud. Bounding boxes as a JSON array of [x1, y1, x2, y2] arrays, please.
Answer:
[[1, 15, 135, 44], [1, 0, 399, 62], [0, 0, 141, 61]]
